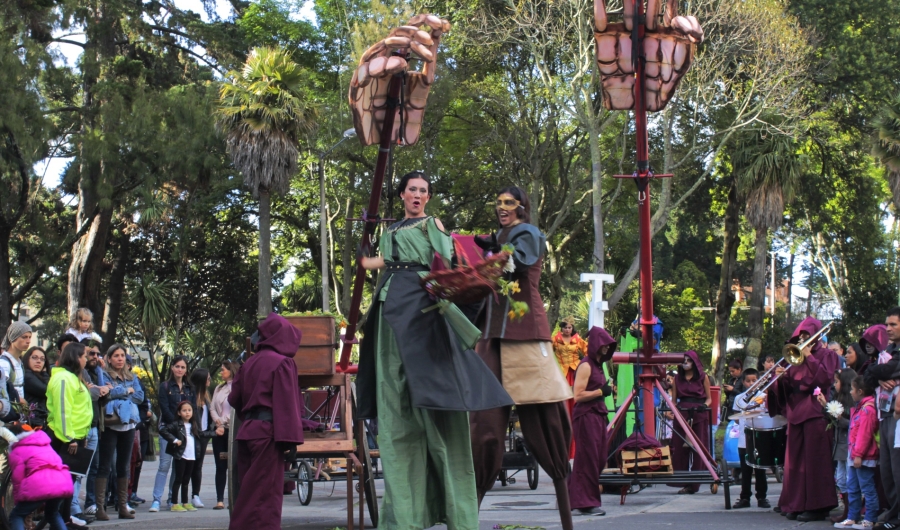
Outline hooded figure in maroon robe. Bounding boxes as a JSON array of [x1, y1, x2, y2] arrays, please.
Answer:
[[669, 349, 710, 493], [228, 313, 305, 530], [767, 317, 839, 521], [568, 327, 615, 515]]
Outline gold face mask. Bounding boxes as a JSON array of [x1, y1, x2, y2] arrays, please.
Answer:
[[495, 193, 521, 211]]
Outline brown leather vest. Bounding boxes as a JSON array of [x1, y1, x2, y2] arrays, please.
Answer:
[[483, 226, 551, 341]]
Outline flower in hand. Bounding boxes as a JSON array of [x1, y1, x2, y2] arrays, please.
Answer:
[[825, 400, 844, 419]]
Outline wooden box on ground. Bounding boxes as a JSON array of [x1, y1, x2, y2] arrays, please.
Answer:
[[284, 316, 337, 375], [620, 446, 673, 475]]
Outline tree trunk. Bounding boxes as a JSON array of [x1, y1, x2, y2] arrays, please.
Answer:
[[743, 226, 769, 371], [101, 228, 129, 349], [805, 280, 813, 317], [711, 179, 740, 382], [589, 128, 604, 272], [785, 252, 794, 329], [67, 205, 113, 323], [258, 189, 273, 318], [0, 228, 12, 334]]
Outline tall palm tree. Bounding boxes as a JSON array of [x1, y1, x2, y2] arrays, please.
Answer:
[[217, 46, 317, 318], [734, 126, 805, 370], [873, 95, 900, 212]]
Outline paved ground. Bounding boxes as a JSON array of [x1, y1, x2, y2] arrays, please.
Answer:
[[78, 455, 836, 529]]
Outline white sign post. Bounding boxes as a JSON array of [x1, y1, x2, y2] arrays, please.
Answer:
[[580, 273, 615, 329]]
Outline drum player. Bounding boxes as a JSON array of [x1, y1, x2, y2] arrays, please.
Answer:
[[732, 368, 785, 508]]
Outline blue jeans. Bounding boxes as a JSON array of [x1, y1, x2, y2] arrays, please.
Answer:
[[72, 426, 99, 514], [152, 435, 176, 504], [835, 460, 848, 494], [848, 465, 879, 522], [11, 499, 66, 530]]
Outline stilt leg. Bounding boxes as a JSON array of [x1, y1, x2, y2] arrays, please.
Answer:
[[554, 478, 573, 530]]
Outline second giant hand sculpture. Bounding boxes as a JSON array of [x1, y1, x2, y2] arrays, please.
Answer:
[[595, 0, 703, 111]]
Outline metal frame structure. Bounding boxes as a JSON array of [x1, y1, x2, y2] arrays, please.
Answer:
[[600, 0, 730, 506]]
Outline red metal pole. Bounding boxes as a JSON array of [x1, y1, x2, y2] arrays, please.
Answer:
[[631, 0, 657, 439], [339, 74, 404, 370]]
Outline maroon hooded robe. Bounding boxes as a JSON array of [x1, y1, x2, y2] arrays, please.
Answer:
[[670, 349, 710, 493], [229, 313, 305, 530], [861, 324, 889, 357], [767, 317, 838, 514], [568, 327, 615, 510]]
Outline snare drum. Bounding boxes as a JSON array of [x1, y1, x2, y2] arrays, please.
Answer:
[[744, 426, 787, 469]]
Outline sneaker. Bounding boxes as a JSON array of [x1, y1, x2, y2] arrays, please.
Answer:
[[170, 504, 187, 512], [149, 500, 160, 512], [758, 499, 771, 508], [127, 503, 136, 514], [854, 523, 876, 530], [66, 521, 89, 530], [84, 505, 96, 516], [183, 503, 197, 512], [835, 520, 858, 529], [70, 515, 88, 526], [130, 493, 146, 504], [191, 495, 204, 508]]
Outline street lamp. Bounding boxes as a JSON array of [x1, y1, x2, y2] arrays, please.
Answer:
[[319, 128, 357, 312]]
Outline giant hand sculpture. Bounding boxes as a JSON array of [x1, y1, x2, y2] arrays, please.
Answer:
[[595, 0, 703, 111], [348, 14, 451, 147]]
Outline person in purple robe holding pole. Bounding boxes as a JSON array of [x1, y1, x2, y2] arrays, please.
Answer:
[[228, 313, 305, 530], [669, 350, 711, 494], [568, 327, 616, 516], [766, 316, 839, 521]]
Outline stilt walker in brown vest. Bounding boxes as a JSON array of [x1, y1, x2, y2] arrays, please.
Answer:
[[470, 186, 575, 530]]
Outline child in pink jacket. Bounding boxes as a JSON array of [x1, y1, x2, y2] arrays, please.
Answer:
[[835, 375, 880, 530], [8, 424, 73, 530]]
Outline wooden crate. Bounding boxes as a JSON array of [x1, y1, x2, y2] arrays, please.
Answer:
[[620, 446, 673, 475], [295, 374, 355, 453], [285, 316, 337, 375]]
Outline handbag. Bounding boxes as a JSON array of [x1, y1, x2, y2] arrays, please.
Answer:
[[105, 410, 123, 426]]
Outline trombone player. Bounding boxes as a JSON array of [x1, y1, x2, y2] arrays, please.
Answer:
[[766, 317, 840, 522]]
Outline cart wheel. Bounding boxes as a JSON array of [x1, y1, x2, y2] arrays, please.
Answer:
[[499, 471, 508, 487], [710, 483, 718, 494], [775, 466, 783, 484], [296, 460, 313, 506], [351, 385, 379, 528], [527, 466, 539, 490], [227, 410, 243, 518]]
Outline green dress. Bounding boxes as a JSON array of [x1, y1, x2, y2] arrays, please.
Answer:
[[356, 216, 512, 530]]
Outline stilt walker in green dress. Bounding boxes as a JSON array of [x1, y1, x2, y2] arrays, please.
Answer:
[[357, 171, 513, 530]]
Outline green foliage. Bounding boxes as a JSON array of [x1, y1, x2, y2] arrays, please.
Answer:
[[217, 46, 318, 194]]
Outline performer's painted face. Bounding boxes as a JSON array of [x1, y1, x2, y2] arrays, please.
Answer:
[[496, 193, 521, 227], [400, 177, 431, 217], [682, 356, 692, 370]]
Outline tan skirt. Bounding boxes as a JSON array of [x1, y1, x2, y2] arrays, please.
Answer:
[[500, 340, 573, 404]]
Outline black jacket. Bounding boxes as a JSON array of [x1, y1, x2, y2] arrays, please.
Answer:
[[864, 343, 900, 390], [160, 421, 215, 460], [157, 380, 196, 426], [23, 369, 50, 426], [23, 369, 49, 407]]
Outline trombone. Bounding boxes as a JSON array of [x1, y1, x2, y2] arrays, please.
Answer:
[[739, 322, 834, 410]]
